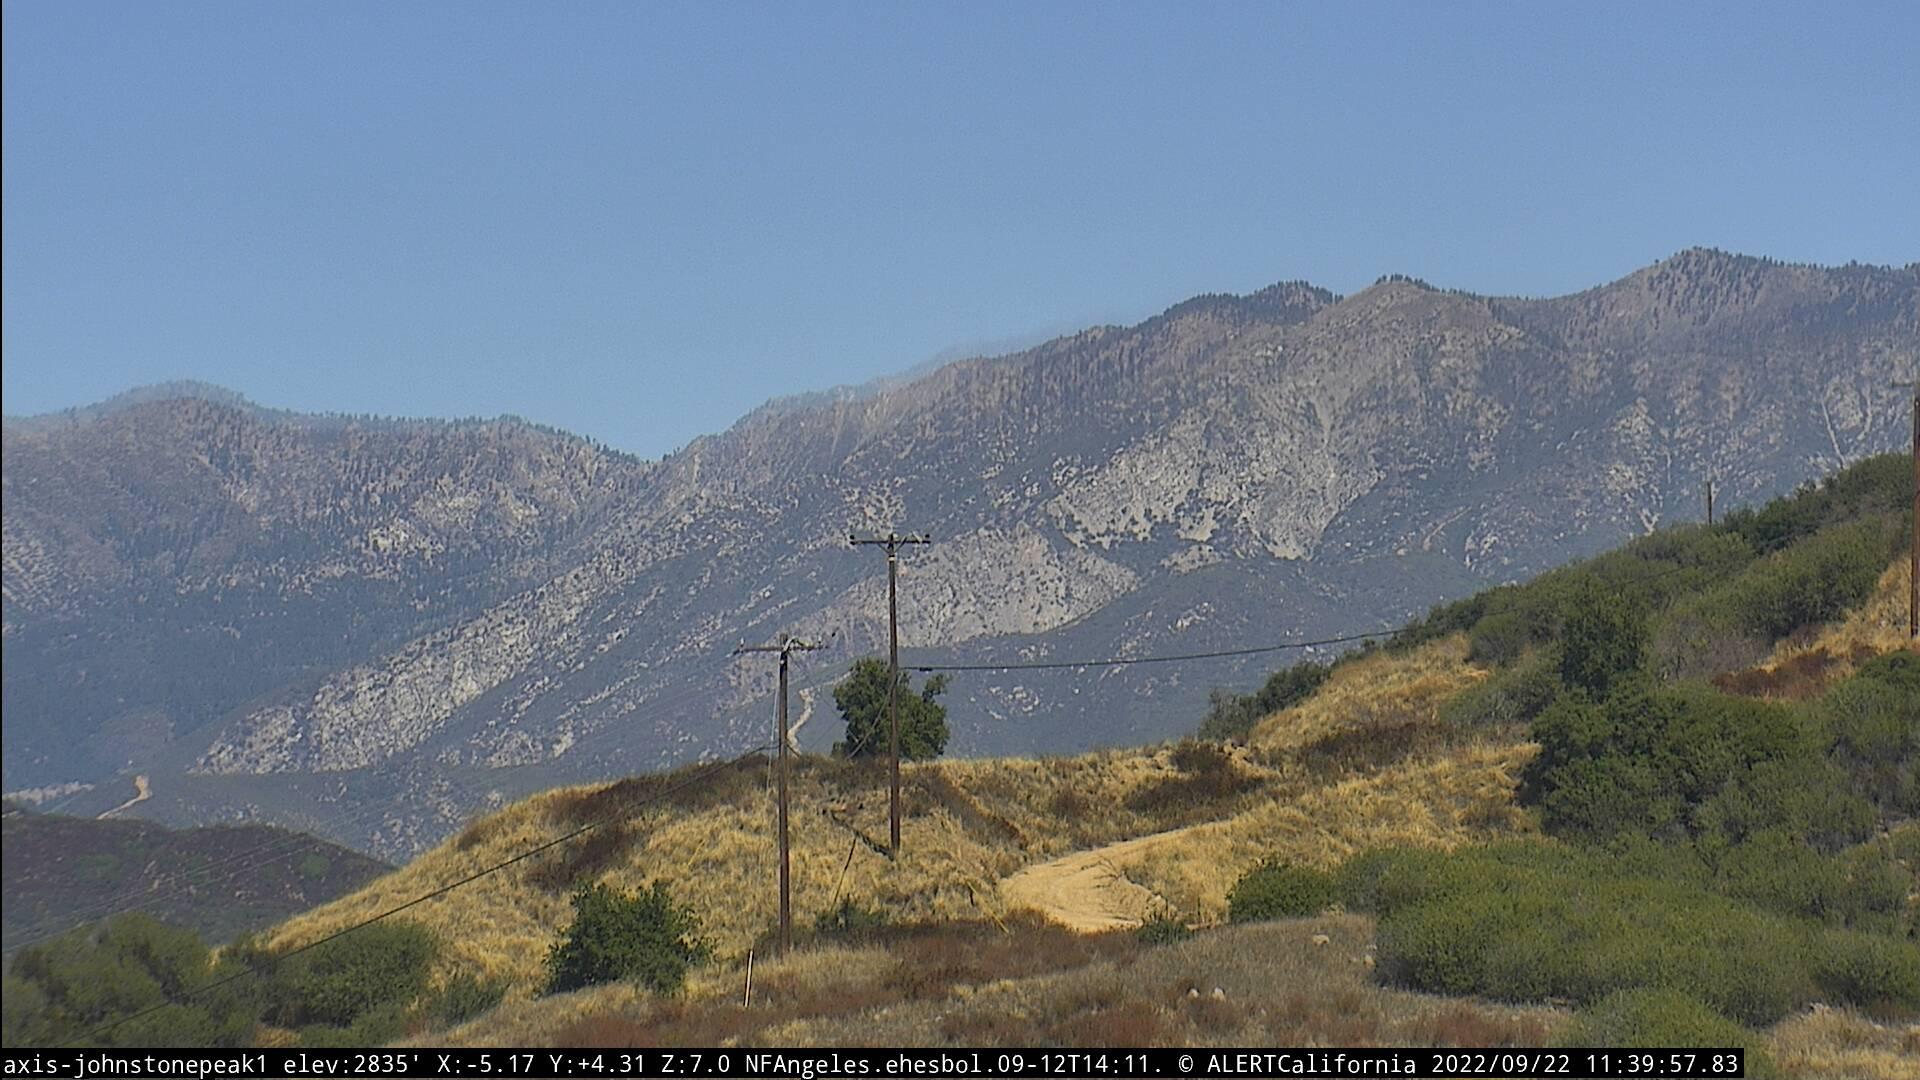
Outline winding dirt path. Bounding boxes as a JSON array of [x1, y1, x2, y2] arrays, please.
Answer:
[[1000, 825, 1205, 932], [99, 774, 151, 819]]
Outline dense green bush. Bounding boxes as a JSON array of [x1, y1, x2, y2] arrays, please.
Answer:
[[1524, 677, 1868, 849], [1343, 841, 1919, 1026], [1719, 519, 1893, 640], [1720, 454, 1910, 555], [1557, 579, 1648, 698], [1465, 609, 1541, 666], [1815, 930, 1920, 1011], [546, 881, 712, 995], [255, 921, 437, 1030], [1227, 860, 1337, 922], [1561, 990, 1777, 1077], [0, 914, 258, 1048], [1393, 455, 1905, 675], [1335, 846, 1472, 918], [1198, 659, 1331, 741], [1135, 915, 1194, 945], [1819, 652, 1920, 816]]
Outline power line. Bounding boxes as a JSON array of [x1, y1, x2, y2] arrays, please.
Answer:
[[8, 670, 771, 956], [907, 528, 1822, 676], [1, 767, 503, 957], [910, 628, 1390, 673], [73, 745, 771, 1045]]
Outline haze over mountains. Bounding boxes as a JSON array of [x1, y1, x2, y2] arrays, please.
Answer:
[[4, 248, 1915, 857]]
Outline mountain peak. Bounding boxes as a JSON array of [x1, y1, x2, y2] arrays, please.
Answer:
[[3, 380, 265, 432]]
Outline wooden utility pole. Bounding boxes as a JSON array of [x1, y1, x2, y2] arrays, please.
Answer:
[[849, 531, 930, 856], [1706, 474, 1716, 527], [732, 634, 819, 953]]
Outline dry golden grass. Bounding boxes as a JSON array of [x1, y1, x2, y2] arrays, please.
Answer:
[[459, 915, 1569, 1050], [1720, 560, 1920, 699], [269, 633, 1521, 994], [269, 758, 1024, 989], [1248, 636, 1488, 756], [1766, 1005, 1920, 1080], [1125, 742, 1535, 922]]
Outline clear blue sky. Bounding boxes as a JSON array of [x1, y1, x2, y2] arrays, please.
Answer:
[[5, 2, 1916, 457]]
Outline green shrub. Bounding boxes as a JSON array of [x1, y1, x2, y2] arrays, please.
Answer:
[[1524, 677, 1865, 848], [259, 921, 437, 1030], [1814, 931, 1920, 1016], [1820, 655, 1920, 816], [296, 1002, 410, 1048], [1135, 915, 1194, 946], [1557, 578, 1648, 698], [1721, 519, 1895, 640], [545, 881, 712, 995], [1198, 659, 1331, 741], [1335, 846, 1473, 917], [1354, 842, 1868, 1026], [1694, 756, 1874, 853], [1227, 860, 1336, 923], [1832, 839, 1916, 934], [1712, 831, 1845, 919], [0, 914, 259, 1048], [1561, 990, 1777, 1078], [1440, 651, 1562, 729], [1467, 609, 1543, 667]]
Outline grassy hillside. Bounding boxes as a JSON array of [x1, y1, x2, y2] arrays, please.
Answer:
[[263, 638, 1523, 987], [1, 808, 389, 950], [10, 454, 1914, 1073]]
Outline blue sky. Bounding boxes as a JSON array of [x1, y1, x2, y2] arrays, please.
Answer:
[[4, 2, 1916, 457]]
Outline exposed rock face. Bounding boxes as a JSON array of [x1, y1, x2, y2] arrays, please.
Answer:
[[4, 251, 1915, 857]]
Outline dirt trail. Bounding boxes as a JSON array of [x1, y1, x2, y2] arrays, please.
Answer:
[[999, 825, 1206, 932], [99, 774, 151, 819], [786, 688, 815, 748]]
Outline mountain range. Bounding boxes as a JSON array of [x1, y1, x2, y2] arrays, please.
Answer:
[[4, 248, 1915, 857]]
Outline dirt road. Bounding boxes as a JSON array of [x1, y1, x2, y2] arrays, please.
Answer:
[[99, 774, 151, 819], [999, 826, 1203, 932]]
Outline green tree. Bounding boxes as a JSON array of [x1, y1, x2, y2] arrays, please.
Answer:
[[545, 881, 712, 995], [834, 657, 950, 761]]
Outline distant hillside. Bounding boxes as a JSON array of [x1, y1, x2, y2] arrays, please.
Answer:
[[4, 249, 1915, 858], [0, 807, 390, 950]]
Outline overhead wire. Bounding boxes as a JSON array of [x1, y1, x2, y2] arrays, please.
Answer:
[[77, 744, 772, 1044], [904, 525, 1817, 675]]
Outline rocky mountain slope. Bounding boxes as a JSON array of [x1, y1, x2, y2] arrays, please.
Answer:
[[4, 249, 1915, 857]]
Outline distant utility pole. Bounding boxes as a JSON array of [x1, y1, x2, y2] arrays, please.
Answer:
[[1706, 474, 1716, 527], [849, 530, 931, 857], [732, 634, 820, 953]]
